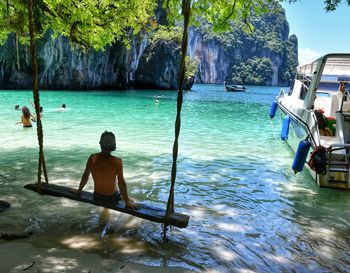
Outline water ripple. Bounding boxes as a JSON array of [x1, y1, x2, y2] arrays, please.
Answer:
[[1, 86, 350, 272]]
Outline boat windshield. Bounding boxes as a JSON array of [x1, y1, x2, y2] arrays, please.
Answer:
[[322, 56, 350, 76], [298, 60, 319, 78], [319, 56, 350, 91], [298, 55, 350, 93]]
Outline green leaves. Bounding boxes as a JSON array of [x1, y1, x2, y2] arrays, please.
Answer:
[[0, 0, 156, 50], [151, 25, 183, 43], [1, 0, 347, 53], [165, 0, 277, 33]]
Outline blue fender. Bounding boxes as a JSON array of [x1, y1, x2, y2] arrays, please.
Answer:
[[292, 139, 311, 173], [269, 101, 278, 119], [281, 115, 290, 141]]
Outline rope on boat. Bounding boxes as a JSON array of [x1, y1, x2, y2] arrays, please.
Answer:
[[269, 119, 279, 141]]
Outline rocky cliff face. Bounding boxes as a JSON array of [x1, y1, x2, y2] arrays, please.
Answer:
[[0, 6, 297, 90], [187, 8, 298, 86], [188, 31, 229, 84], [0, 32, 187, 90], [135, 39, 181, 90], [0, 33, 143, 90]]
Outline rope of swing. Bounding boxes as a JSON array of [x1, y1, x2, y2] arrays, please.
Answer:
[[163, 0, 191, 239], [27, 0, 49, 186]]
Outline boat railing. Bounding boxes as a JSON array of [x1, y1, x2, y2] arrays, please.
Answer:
[[340, 89, 350, 113], [296, 73, 312, 88]]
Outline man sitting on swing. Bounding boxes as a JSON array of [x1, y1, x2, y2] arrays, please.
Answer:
[[73, 131, 137, 209]]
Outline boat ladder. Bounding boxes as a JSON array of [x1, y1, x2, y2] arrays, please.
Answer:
[[327, 144, 350, 185]]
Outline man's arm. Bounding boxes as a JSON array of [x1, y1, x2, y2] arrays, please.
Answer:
[[73, 155, 92, 195], [116, 158, 137, 209], [15, 116, 24, 125]]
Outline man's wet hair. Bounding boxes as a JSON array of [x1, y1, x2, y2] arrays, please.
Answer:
[[99, 131, 116, 152]]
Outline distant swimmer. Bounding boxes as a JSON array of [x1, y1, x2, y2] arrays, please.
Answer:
[[28, 99, 43, 117], [15, 105, 20, 110], [56, 103, 67, 112], [154, 95, 163, 104]]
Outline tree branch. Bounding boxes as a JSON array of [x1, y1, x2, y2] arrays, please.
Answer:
[[219, 0, 238, 27]]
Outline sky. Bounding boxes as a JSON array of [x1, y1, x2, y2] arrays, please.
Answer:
[[282, 1, 350, 65]]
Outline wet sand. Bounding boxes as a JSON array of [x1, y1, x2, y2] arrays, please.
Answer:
[[0, 241, 197, 273]]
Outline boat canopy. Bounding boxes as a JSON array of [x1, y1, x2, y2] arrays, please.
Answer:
[[299, 54, 350, 78], [299, 54, 350, 109]]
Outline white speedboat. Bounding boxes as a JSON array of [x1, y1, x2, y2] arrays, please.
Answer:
[[270, 53, 350, 189]]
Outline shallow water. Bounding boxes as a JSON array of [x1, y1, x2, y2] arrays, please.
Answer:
[[1, 84, 350, 272]]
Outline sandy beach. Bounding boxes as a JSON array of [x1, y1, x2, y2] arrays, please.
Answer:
[[0, 241, 198, 273]]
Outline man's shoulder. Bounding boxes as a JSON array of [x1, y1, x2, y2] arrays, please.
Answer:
[[111, 155, 122, 162], [89, 153, 122, 164], [107, 155, 121, 166]]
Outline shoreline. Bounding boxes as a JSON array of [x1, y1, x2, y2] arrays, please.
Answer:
[[0, 241, 197, 273]]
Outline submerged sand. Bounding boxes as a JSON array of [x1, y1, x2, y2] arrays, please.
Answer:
[[0, 241, 197, 273]]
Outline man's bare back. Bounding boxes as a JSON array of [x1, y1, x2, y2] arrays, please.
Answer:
[[88, 153, 121, 196], [74, 131, 136, 209]]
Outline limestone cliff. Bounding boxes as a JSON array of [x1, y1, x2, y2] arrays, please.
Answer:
[[0, 33, 142, 90], [188, 8, 298, 86], [0, 32, 188, 90], [0, 5, 297, 90]]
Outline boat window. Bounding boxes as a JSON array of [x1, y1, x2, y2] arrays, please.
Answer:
[[288, 81, 295, 95], [300, 84, 308, 100], [318, 80, 339, 92], [289, 79, 308, 100]]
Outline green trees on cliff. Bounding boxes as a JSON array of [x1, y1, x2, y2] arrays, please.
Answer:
[[231, 57, 273, 85]]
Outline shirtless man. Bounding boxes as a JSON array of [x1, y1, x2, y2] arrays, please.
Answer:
[[73, 131, 137, 209]]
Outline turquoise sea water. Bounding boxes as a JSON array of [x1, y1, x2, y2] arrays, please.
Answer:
[[1, 84, 350, 272]]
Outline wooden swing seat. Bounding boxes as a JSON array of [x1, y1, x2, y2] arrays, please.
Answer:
[[24, 183, 189, 228]]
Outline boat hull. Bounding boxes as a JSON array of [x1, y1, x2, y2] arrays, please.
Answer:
[[277, 102, 350, 189], [270, 54, 350, 189]]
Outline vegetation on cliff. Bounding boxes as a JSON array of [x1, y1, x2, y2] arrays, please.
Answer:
[[149, 25, 199, 86], [192, 3, 298, 85]]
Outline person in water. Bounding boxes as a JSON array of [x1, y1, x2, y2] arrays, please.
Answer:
[[28, 99, 43, 116], [73, 131, 137, 209], [15, 106, 34, 127]]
